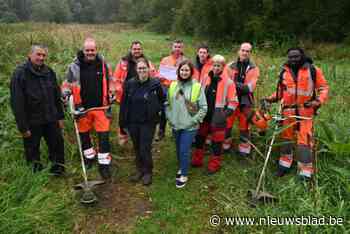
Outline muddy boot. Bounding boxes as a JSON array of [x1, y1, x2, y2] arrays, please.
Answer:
[[142, 174, 152, 186], [129, 171, 143, 183], [99, 164, 111, 180]]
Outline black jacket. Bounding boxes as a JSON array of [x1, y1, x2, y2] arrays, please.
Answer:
[[119, 77, 165, 128], [76, 50, 105, 109], [10, 60, 64, 133]]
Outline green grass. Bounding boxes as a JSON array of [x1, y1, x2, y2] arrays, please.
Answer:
[[0, 23, 349, 233]]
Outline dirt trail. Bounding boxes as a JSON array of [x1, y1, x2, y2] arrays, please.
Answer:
[[72, 142, 162, 233], [74, 180, 152, 233]]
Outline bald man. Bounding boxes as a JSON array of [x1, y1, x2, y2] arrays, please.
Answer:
[[62, 38, 114, 180], [225, 42, 260, 159]]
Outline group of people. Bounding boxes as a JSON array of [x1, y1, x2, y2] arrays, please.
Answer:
[[10, 37, 329, 189]]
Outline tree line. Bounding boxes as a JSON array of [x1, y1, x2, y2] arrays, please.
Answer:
[[1, 0, 350, 43]]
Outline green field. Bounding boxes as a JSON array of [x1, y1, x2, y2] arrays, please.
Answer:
[[0, 23, 349, 234]]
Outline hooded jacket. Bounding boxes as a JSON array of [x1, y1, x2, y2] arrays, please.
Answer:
[[62, 51, 111, 109]]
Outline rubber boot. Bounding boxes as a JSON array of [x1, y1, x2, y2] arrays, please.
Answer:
[[207, 155, 221, 174], [98, 164, 111, 180], [191, 149, 204, 167]]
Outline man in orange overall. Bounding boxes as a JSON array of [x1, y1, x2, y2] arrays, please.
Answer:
[[62, 38, 113, 179], [264, 47, 329, 180], [225, 42, 260, 158]]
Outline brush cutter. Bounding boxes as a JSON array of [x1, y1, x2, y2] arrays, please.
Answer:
[[68, 96, 105, 204], [247, 104, 283, 206]]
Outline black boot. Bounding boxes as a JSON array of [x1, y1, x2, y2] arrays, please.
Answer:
[[98, 164, 111, 180], [50, 164, 65, 176], [142, 174, 152, 186], [84, 158, 95, 170], [276, 166, 288, 177], [129, 171, 143, 183], [33, 162, 44, 173]]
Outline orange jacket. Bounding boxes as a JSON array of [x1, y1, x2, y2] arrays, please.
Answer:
[[201, 69, 239, 116], [62, 54, 112, 108], [193, 58, 213, 84], [200, 69, 238, 127], [269, 63, 329, 111], [159, 53, 187, 87], [227, 60, 260, 95], [112, 56, 158, 103]]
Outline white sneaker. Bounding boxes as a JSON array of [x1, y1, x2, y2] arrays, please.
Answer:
[[176, 176, 188, 188]]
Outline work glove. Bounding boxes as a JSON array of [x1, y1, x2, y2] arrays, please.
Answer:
[[109, 93, 116, 104], [61, 90, 71, 106], [304, 100, 321, 109], [260, 98, 272, 112], [73, 106, 86, 119], [105, 106, 113, 119]]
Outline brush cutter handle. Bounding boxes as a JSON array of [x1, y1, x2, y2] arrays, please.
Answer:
[[68, 95, 110, 118], [68, 96, 88, 183], [254, 104, 282, 196]]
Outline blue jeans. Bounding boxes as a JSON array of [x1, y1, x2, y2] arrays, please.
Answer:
[[173, 129, 197, 176]]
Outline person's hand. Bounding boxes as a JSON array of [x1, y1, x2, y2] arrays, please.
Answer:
[[61, 91, 71, 106], [105, 107, 113, 119], [260, 98, 272, 112], [58, 120, 64, 129], [304, 100, 321, 108], [22, 130, 31, 138], [109, 93, 116, 104]]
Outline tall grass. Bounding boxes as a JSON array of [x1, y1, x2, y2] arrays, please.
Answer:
[[0, 24, 79, 234], [0, 23, 349, 233], [215, 57, 350, 233]]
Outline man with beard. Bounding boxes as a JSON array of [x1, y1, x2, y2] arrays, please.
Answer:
[[263, 48, 329, 180]]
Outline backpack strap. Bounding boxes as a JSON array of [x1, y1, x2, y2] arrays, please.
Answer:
[[275, 68, 286, 102], [309, 64, 317, 100]]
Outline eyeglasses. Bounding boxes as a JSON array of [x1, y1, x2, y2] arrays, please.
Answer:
[[137, 67, 148, 70]]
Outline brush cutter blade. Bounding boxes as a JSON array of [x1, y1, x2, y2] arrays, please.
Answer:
[[80, 189, 98, 204], [247, 189, 278, 206], [73, 180, 105, 190], [73, 180, 105, 205]]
